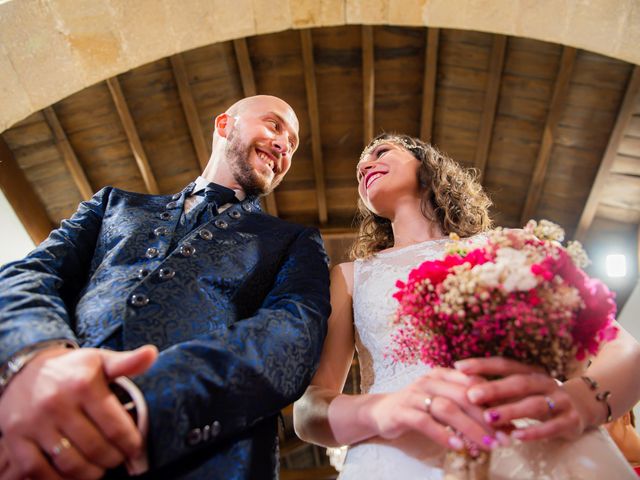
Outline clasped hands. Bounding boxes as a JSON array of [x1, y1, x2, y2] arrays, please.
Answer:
[[368, 357, 588, 454], [0, 345, 157, 480]]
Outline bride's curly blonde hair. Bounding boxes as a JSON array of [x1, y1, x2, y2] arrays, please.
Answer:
[[350, 133, 493, 259]]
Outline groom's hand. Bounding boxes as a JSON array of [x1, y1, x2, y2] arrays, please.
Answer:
[[0, 345, 157, 479]]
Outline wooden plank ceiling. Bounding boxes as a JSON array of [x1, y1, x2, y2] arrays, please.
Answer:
[[2, 25, 640, 478]]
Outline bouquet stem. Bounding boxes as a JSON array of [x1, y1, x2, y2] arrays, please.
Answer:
[[443, 450, 490, 480]]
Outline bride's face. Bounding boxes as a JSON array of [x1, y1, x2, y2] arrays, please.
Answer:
[[356, 142, 421, 217]]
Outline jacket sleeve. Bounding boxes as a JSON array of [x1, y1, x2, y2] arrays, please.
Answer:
[[0, 188, 110, 363], [133, 226, 331, 469]]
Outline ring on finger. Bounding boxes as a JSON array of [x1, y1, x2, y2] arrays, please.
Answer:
[[544, 396, 556, 414], [424, 396, 433, 415], [51, 437, 72, 457]]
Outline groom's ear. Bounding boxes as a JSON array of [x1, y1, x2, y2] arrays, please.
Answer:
[[215, 113, 233, 138]]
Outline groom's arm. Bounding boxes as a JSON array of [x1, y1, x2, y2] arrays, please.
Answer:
[[132, 226, 331, 470]]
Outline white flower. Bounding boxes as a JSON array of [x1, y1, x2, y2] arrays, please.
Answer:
[[472, 247, 539, 293]]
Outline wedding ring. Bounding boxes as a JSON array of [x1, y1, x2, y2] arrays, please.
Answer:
[[424, 396, 433, 415], [51, 437, 71, 457], [544, 396, 555, 413]]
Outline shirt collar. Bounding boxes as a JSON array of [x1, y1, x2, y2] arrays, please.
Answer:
[[192, 176, 246, 202]]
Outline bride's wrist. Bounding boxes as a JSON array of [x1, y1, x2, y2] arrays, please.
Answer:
[[562, 378, 604, 428]]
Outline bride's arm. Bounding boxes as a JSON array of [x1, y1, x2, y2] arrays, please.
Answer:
[[293, 262, 359, 447], [294, 263, 496, 450]]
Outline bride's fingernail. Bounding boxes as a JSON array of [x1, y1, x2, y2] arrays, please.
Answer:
[[496, 431, 511, 447], [485, 410, 500, 423], [454, 360, 472, 370], [448, 436, 465, 450], [511, 430, 526, 440], [467, 388, 484, 403], [482, 435, 498, 449]]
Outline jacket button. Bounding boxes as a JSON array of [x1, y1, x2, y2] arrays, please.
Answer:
[[154, 226, 169, 237], [160, 212, 171, 220], [229, 210, 241, 219], [171, 193, 180, 200], [180, 244, 196, 257], [210, 420, 221, 437], [158, 267, 175, 280], [166, 201, 178, 209], [136, 268, 149, 280], [130, 293, 149, 307], [199, 229, 213, 240], [214, 219, 228, 230], [186, 428, 202, 446], [241, 202, 252, 212], [145, 247, 159, 259]]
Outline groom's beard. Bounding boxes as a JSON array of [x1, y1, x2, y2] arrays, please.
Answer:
[[226, 131, 282, 197]]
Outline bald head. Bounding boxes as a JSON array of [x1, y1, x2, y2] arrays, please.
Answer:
[[226, 95, 299, 132]]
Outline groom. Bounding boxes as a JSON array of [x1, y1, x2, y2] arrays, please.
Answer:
[[0, 95, 330, 479]]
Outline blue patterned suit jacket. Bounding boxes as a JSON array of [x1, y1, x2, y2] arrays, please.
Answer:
[[0, 184, 330, 479]]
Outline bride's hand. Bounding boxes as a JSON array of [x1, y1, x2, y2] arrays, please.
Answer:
[[367, 368, 499, 451], [455, 357, 588, 442]]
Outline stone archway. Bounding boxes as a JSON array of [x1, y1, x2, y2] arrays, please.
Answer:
[[1, 0, 638, 131]]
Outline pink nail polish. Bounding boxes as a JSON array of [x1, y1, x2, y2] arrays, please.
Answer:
[[485, 410, 500, 423], [482, 435, 495, 447]]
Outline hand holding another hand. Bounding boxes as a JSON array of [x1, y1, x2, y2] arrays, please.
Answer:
[[0, 345, 157, 480], [455, 357, 589, 443], [367, 367, 499, 452]]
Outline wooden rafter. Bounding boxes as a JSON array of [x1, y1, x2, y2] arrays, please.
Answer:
[[170, 54, 209, 170], [474, 35, 507, 183], [362, 25, 375, 145], [0, 137, 54, 243], [232, 38, 278, 216], [280, 466, 338, 480], [575, 66, 640, 241], [300, 29, 329, 225], [520, 47, 577, 225], [420, 28, 440, 142], [233, 39, 257, 97], [106, 77, 159, 194], [43, 106, 93, 200]]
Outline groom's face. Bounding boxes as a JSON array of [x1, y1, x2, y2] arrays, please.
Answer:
[[225, 97, 299, 196]]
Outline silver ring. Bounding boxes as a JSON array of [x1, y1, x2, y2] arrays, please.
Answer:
[[544, 396, 555, 413], [424, 396, 433, 414], [51, 437, 71, 457]]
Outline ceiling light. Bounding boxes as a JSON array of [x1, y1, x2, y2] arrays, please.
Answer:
[[606, 254, 626, 278]]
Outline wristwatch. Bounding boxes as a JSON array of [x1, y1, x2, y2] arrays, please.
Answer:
[[0, 340, 77, 396]]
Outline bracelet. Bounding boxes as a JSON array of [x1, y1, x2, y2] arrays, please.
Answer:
[[0, 340, 77, 396], [580, 375, 613, 423]]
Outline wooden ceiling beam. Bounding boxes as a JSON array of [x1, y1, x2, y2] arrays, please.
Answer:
[[43, 106, 93, 200], [233, 39, 257, 97], [232, 38, 278, 216], [520, 47, 577, 225], [362, 25, 375, 145], [280, 466, 338, 480], [170, 54, 209, 170], [106, 77, 160, 195], [474, 35, 507, 183], [420, 28, 440, 143], [0, 137, 54, 244], [301, 29, 329, 225], [575, 66, 640, 241]]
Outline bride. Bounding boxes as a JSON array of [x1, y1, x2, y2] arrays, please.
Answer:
[[293, 133, 640, 479]]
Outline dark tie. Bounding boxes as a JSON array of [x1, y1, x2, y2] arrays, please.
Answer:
[[192, 183, 238, 224]]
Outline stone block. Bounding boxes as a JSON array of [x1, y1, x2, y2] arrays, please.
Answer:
[[346, 0, 389, 24], [291, 0, 346, 28], [254, 0, 292, 35], [0, 45, 33, 132], [515, 0, 573, 45], [388, 0, 428, 27]]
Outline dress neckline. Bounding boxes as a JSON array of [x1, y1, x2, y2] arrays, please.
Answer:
[[372, 237, 451, 259]]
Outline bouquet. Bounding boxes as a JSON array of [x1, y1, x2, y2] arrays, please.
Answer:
[[390, 220, 618, 478]]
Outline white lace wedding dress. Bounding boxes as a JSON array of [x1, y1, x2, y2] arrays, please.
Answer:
[[335, 238, 635, 479]]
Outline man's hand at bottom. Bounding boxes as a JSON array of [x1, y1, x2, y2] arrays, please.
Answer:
[[0, 345, 157, 479]]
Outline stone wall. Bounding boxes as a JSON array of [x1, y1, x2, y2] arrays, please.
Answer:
[[1, 0, 639, 132]]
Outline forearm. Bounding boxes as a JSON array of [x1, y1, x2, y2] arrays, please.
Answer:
[[564, 327, 640, 427], [294, 385, 383, 447]]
